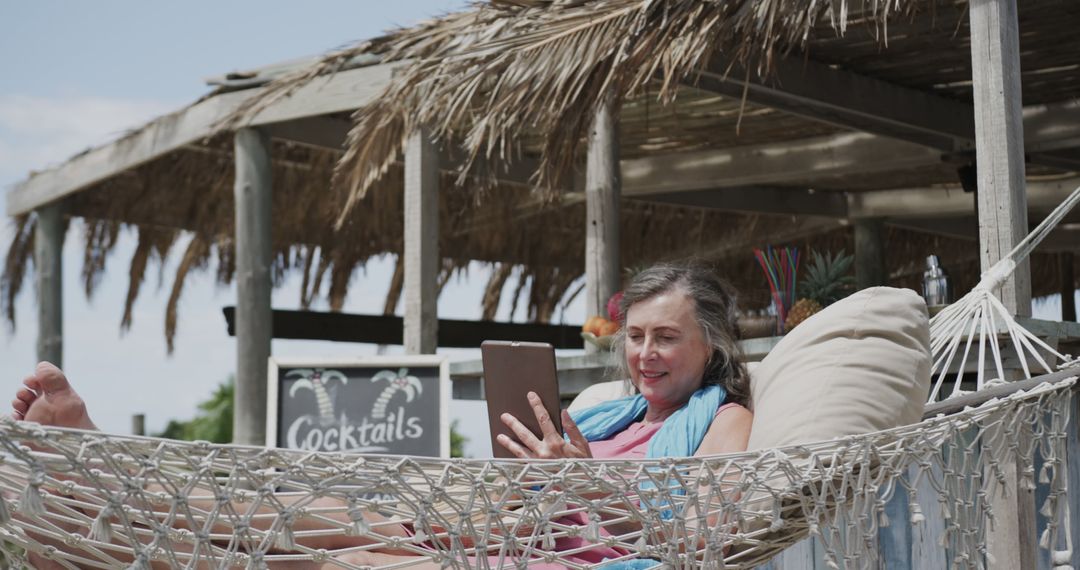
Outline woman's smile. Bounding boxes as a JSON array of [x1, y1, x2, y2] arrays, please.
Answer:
[[624, 288, 710, 422]]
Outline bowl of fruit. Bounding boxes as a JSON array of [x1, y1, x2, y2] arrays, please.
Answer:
[[581, 292, 623, 350], [581, 316, 619, 350]]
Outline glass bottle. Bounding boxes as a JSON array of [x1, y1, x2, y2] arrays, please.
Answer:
[[923, 255, 950, 307]]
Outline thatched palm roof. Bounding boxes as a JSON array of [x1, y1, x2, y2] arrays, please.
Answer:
[[230, 0, 940, 217], [5, 0, 1079, 349]]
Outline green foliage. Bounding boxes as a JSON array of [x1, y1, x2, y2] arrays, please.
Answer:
[[450, 420, 467, 458], [800, 249, 855, 306], [154, 377, 233, 443]]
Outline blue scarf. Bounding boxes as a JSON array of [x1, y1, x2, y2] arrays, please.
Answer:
[[568, 383, 726, 458], [568, 384, 725, 569]]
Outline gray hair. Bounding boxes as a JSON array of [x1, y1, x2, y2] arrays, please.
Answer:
[[611, 261, 751, 407]]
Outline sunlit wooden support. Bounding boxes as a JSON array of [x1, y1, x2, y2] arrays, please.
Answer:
[[34, 203, 64, 367], [969, 0, 1035, 565], [404, 127, 439, 355], [585, 100, 621, 353], [233, 127, 273, 446]]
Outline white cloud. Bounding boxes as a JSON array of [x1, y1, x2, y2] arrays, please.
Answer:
[[0, 94, 178, 189]]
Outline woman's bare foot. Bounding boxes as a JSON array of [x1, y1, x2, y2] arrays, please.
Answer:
[[11, 362, 97, 430]]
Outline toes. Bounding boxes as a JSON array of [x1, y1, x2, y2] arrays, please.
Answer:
[[16, 386, 36, 403], [22, 374, 41, 393], [13, 386, 36, 421], [11, 399, 27, 419], [34, 362, 70, 395]]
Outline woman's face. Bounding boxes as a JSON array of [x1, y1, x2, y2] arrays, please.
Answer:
[[624, 288, 711, 415]]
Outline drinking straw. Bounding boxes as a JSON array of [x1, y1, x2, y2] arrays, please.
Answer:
[[753, 246, 800, 333]]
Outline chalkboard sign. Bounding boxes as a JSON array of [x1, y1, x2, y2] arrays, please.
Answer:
[[266, 356, 449, 457]]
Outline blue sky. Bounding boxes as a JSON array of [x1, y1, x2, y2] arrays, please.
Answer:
[[0, 0, 579, 457]]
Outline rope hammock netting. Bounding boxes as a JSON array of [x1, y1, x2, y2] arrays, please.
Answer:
[[1, 185, 1079, 569]]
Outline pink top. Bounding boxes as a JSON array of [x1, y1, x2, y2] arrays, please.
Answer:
[[482, 401, 746, 568], [588, 402, 743, 459]]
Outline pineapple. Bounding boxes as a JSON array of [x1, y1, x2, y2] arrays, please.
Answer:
[[785, 250, 855, 331]]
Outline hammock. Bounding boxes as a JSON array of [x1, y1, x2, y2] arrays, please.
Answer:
[[1, 186, 1079, 569]]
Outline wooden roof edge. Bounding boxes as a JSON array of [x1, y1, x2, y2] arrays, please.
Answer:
[[5, 61, 400, 217]]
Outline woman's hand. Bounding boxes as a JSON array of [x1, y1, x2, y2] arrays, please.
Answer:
[[497, 392, 592, 460]]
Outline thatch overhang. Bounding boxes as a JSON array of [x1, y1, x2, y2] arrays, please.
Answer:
[[5, 0, 1080, 350]]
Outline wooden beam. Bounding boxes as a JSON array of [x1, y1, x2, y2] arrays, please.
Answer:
[[222, 307, 584, 349], [263, 115, 353, 150], [635, 186, 848, 217], [848, 177, 1080, 219], [923, 367, 1078, 418], [403, 127, 439, 354], [232, 128, 273, 446], [854, 218, 887, 289], [585, 100, 621, 353], [272, 103, 1080, 192], [892, 217, 1080, 253], [888, 218, 977, 243], [693, 58, 1080, 170], [1026, 101, 1080, 149], [682, 216, 845, 263], [7, 63, 396, 216], [34, 203, 64, 367], [696, 56, 975, 151], [622, 132, 944, 196]]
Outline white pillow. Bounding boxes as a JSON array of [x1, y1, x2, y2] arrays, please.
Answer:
[[746, 287, 931, 450], [568, 380, 634, 412]]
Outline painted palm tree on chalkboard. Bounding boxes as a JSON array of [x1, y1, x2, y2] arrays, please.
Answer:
[[287, 369, 350, 426], [370, 368, 423, 420]]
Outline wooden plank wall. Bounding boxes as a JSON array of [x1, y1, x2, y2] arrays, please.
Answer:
[[751, 421, 1078, 569]]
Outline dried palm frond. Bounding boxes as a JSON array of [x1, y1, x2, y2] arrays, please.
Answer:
[[121, 226, 177, 332], [2, 215, 35, 329], [241, 0, 931, 223], [481, 262, 514, 320], [81, 219, 121, 300], [165, 236, 212, 353], [383, 255, 405, 315]]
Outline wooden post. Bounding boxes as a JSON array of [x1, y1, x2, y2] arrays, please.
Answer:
[[853, 218, 886, 289], [404, 127, 439, 355], [34, 203, 64, 367], [1060, 252, 1075, 322], [770, 538, 815, 569], [131, 414, 146, 436], [910, 463, 949, 568], [971, 0, 1031, 317], [1068, 390, 1080, 569], [233, 127, 273, 446], [585, 99, 621, 353], [970, 0, 1035, 566]]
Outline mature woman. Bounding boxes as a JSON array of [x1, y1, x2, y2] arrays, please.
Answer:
[[11, 262, 753, 569]]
